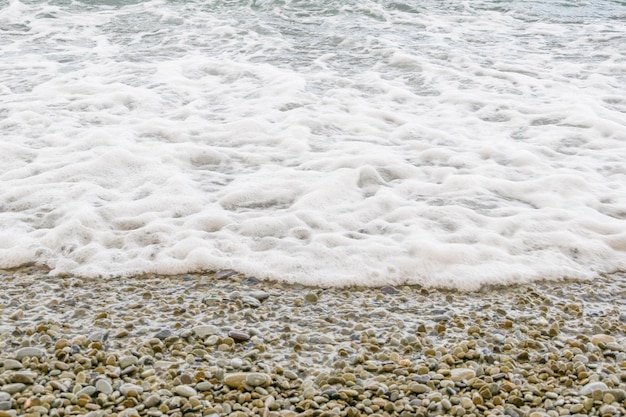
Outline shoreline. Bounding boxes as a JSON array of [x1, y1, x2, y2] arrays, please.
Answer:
[[0, 267, 625, 417]]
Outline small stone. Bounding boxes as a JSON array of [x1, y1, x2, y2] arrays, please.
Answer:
[[76, 386, 97, 397], [119, 383, 143, 396], [224, 373, 247, 389], [196, 382, 212, 391], [304, 293, 318, 303], [215, 269, 238, 280], [144, 394, 161, 407], [245, 373, 271, 387], [154, 329, 174, 340], [409, 383, 430, 394], [0, 393, 10, 402], [174, 385, 197, 397], [1, 384, 26, 394], [11, 373, 35, 384], [380, 286, 398, 294], [228, 330, 250, 343], [14, 348, 45, 360], [579, 381, 609, 396], [0, 402, 10, 411], [248, 291, 270, 301], [95, 379, 113, 395], [450, 368, 476, 382], [460, 396, 474, 409], [54, 339, 70, 350], [119, 355, 138, 369], [2, 360, 22, 371], [192, 325, 219, 339], [591, 334, 616, 346], [240, 296, 261, 308]]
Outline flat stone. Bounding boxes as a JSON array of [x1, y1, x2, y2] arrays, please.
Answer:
[[11, 373, 35, 384], [154, 329, 174, 340], [248, 291, 270, 301], [14, 348, 45, 360], [0, 402, 11, 411], [95, 379, 113, 395], [144, 394, 161, 407], [224, 373, 246, 389], [0, 393, 10, 402], [245, 373, 271, 387], [240, 296, 261, 308], [450, 368, 476, 382], [196, 382, 213, 391], [228, 330, 250, 342], [1, 384, 26, 394], [192, 325, 219, 339], [76, 386, 97, 397], [215, 269, 238, 280], [119, 383, 143, 396], [579, 381, 609, 396], [2, 360, 22, 371], [591, 334, 616, 346], [119, 355, 138, 369], [173, 385, 197, 397]]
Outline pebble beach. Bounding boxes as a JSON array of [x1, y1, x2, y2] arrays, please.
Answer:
[[1, 267, 625, 417]]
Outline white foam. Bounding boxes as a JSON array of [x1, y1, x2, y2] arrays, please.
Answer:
[[1, 0, 625, 290]]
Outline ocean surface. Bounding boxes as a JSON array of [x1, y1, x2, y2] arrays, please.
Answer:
[[1, 0, 625, 290]]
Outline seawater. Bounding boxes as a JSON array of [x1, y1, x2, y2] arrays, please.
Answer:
[[1, 0, 626, 290]]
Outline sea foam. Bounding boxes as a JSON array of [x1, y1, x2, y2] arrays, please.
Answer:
[[1, 0, 625, 290]]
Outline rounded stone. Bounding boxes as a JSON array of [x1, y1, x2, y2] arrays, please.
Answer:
[[450, 368, 476, 382], [119, 355, 138, 369], [591, 334, 616, 346], [245, 373, 272, 387], [1, 384, 26, 394], [95, 379, 113, 395], [2, 360, 22, 371], [192, 325, 219, 339], [173, 385, 197, 398], [579, 381, 609, 396], [119, 383, 143, 396], [14, 347, 45, 360]]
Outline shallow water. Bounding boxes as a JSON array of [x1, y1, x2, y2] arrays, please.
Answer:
[[1, 0, 625, 289]]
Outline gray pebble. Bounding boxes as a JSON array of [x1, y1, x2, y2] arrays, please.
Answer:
[[144, 394, 161, 407], [192, 325, 219, 339], [119, 355, 139, 369], [14, 347, 45, 360], [2, 360, 23, 370], [76, 386, 97, 397], [95, 379, 113, 395], [1, 383, 26, 394], [119, 383, 143, 396], [579, 381, 609, 395]]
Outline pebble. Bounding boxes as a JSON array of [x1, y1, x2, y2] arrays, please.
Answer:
[[450, 368, 476, 382], [95, 379, 113, 394], [14, 347, 45, 360], [228, 330, 251, 342], [579, 381, 609, 395], [2, 360, 22, 370], [1, 384, 26, 394], [119, 383, 143, 396], [591, 334, 617, 345], [173, 385, 197, 397], [192, 325, 219, 339]]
